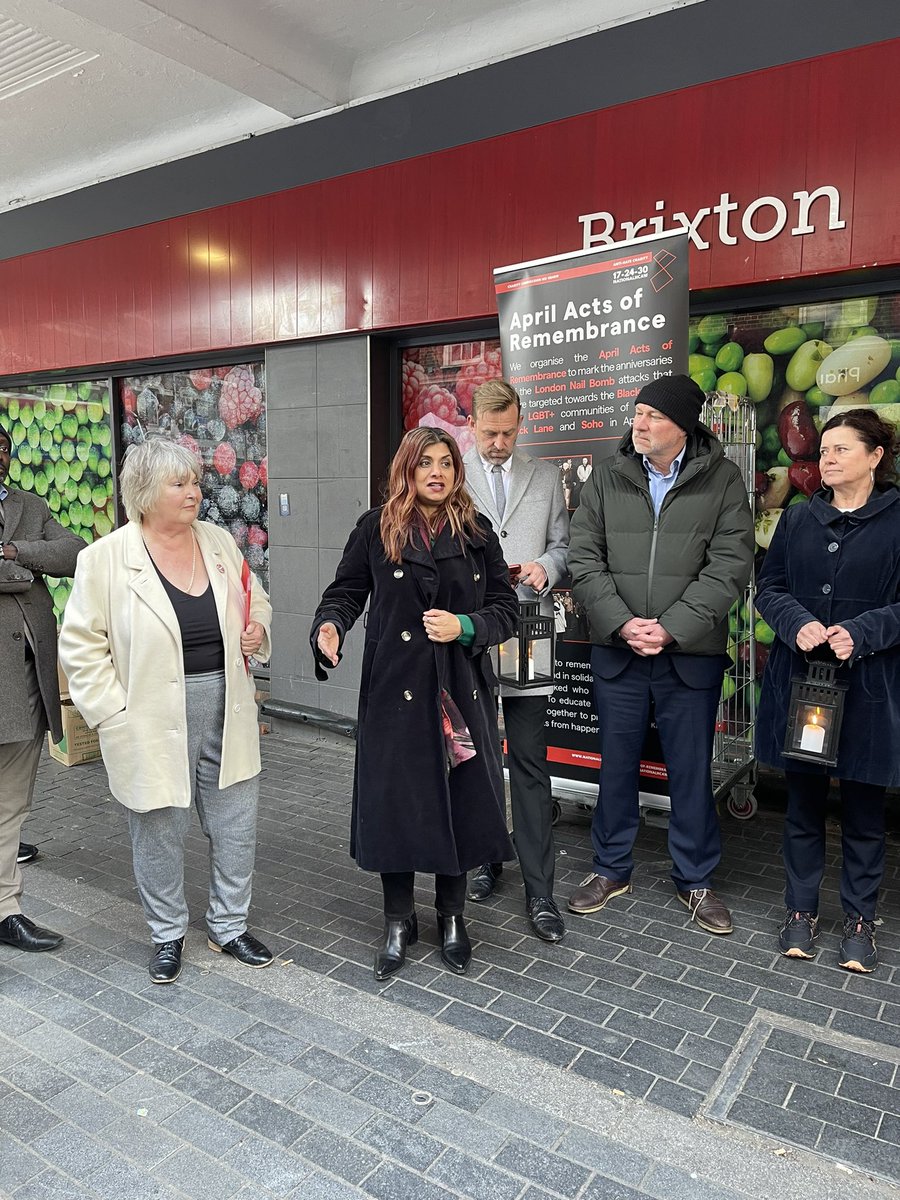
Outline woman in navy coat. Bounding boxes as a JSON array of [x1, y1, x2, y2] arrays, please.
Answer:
[[756, 408, 900, 973], [311, 427, 517, 980]]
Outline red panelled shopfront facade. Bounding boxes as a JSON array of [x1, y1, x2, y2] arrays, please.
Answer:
[[0, 40, 898, 377]]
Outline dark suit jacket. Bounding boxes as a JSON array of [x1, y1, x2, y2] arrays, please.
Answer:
[[0, 488, 85, 743]]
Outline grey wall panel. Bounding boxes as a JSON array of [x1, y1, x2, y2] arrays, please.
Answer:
[[266, 335, 370, 727], [2, 1, 897, 259]]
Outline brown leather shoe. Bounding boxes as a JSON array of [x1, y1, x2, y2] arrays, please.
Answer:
[[568, 873, 632, 914], [677, 888, 733, 935]]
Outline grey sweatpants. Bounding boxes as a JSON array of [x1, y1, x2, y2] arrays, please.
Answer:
[[126, 669, 259, 944]]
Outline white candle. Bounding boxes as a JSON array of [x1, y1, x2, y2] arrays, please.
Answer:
[[527, 645, 535, 681], [799, 715, 826, 753]]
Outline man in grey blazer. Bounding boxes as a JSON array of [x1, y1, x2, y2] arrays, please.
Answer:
[[0, 424, 85, 954], [463, 381, 569, 941]]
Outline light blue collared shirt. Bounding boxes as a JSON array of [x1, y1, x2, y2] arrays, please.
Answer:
[[0, 485, 7, 501], [643, 446, 686, 517]]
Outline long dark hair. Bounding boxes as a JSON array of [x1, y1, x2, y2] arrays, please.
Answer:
[[820, 408, 899, 486], [380, 428, 481, 563]]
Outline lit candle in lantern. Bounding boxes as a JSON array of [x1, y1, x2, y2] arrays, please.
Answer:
[[527, 644, 535, 681], [799, 709, 826, 753]]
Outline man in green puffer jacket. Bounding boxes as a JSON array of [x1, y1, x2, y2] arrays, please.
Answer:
[[566, 375, 753, 937]]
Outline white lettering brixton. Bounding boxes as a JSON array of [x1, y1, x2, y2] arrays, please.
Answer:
[[578, 187, 845, 252]]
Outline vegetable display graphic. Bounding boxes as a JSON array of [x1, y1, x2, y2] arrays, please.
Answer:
[[120, 363, 268, 589], [0, 381, 115, 622]]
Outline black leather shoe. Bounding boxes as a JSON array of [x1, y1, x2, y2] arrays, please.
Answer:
[[208, 931, 274, 968], [0, 914, 63, 953], [437, 913, 471, 974], [374, 913, 418, 981], [17, 842, 39, 865], [149, 938, 183, 983], [527, 897, 566, 943], [467, 863, 502, 901]]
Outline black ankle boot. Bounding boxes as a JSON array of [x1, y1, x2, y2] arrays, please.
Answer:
[[374, 912, 418, 981], [437, 913, 471, 974]]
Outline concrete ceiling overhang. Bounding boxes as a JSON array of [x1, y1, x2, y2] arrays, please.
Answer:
[[0, 0, 707, 212]]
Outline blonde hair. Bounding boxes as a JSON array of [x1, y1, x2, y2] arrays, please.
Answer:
[[120, 438, 202, 523], [380, 428, 481, 563], [471, 378, 520, 419]]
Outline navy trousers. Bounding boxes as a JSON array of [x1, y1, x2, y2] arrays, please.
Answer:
[[783, 771, 886, 920], [589, 648, 723, 889]]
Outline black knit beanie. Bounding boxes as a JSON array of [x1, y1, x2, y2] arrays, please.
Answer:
[[635, 374, 705, 435]]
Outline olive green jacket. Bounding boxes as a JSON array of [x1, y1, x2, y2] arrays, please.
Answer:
[[569, 424, 754, 656]]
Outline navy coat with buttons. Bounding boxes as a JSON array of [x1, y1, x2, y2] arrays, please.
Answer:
[[756, 486, 900, 786], [311, 508, 518, 875]]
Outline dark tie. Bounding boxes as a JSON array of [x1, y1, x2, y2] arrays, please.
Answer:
[[491, 465, 506, 520]]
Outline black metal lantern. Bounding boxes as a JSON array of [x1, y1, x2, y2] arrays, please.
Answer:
[[498, 600, 556, 690], [783, 658, 849, 767]]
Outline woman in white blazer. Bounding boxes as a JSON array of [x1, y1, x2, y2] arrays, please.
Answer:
[[59, 438, 273, 984]]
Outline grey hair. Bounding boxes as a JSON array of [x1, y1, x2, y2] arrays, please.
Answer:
[[120, 437, 202, 523]]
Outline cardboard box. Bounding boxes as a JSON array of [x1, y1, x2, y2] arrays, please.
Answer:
[[47, 700, 101, 767]]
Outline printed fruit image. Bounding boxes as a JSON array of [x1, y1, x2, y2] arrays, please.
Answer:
[[120, 363, 268, 592], [0, 381, 117, 622]]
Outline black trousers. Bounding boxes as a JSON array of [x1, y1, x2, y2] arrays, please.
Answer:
[[784, 771, 886, 920], [380, 872, 467, 919], [502, 694, 555, 898]]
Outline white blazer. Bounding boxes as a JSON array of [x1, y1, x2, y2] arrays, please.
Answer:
[[59, 520, 272, 812]]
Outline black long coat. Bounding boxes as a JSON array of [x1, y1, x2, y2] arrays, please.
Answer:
[[756, 486, 900, 787], [311, 508, 518, 874]]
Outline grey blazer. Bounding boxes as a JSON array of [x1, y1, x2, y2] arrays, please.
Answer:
[[463, 447, 569, 697]]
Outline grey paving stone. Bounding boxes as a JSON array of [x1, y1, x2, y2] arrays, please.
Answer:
[[105, 1072, 189, 1122], [175, 1030, 255, 1074], [382, 981, 450, 1018], [236, 1020, 310, 1062], [0, 1091, 61, 1142], [221, 1132, 313, 1192], [26, 1123, 110, 1178], [357, 1113, 444, 1173], [77, 1014, 146, 1056], [570, 1050, 655, 1099], [879, 1112, 900, 1146], [580, 1178, 654, 1200], [831, 1009, 900, 1050], [493, 1135, 592, 1198], [1, 1056, 76, 1102], [347, 1038, 422, 1083], [678, 1062, 719, 1094], [96, 1110, 183, 1168], [675, 1034, 731, 1071], [427, 1145, 524, 1199], [297, 1126, 383, 1185], [160, 1097, 244, 1155], [171, 1063, 252, 1113], [150, 1145, 251, 1199], [788, 1083, 882, 1136], [293, 1080, 379, 1136], [805, 1040, 896, 1084], [29, 992, 97, 1031], [0, 1136, 47, 1192], [44, 1081, 121, 1132], [478, 966, 550, 1004], [500, 1023, 579, 1068], [644, 1163, 746, 1200], [838, 1072, 900, 1117], [288, 1172, 369, 1199], [299, 1045, 371, 1091], [606, 1009, 686, 1052], [765, 1028, 811, 1059], [86, 1154, 184, 1200], [475, 1092, 569, 1150], [408, 1064, 492, 1114], [817, 1122, 900, 1183], [727, 1094, 822, 1149], [555, 1127, 650, 1185], [645, 1078, 703, 1118], [362, 1160, 457, 1200], [121, 1039, 192, 1084], [436, 1001, 515, 1041], [230, 1091, 311, 1146], [228, 1053, 313, 1102], [415, 1100, 509, 1160], [12, 1165, 104, 1200]]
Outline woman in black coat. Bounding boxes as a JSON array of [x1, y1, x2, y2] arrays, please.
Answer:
[[312, 427, 517, 980], [756, 408, 900, 974]]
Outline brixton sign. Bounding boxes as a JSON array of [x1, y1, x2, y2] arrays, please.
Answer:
[[579, 185, 845, 253]]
